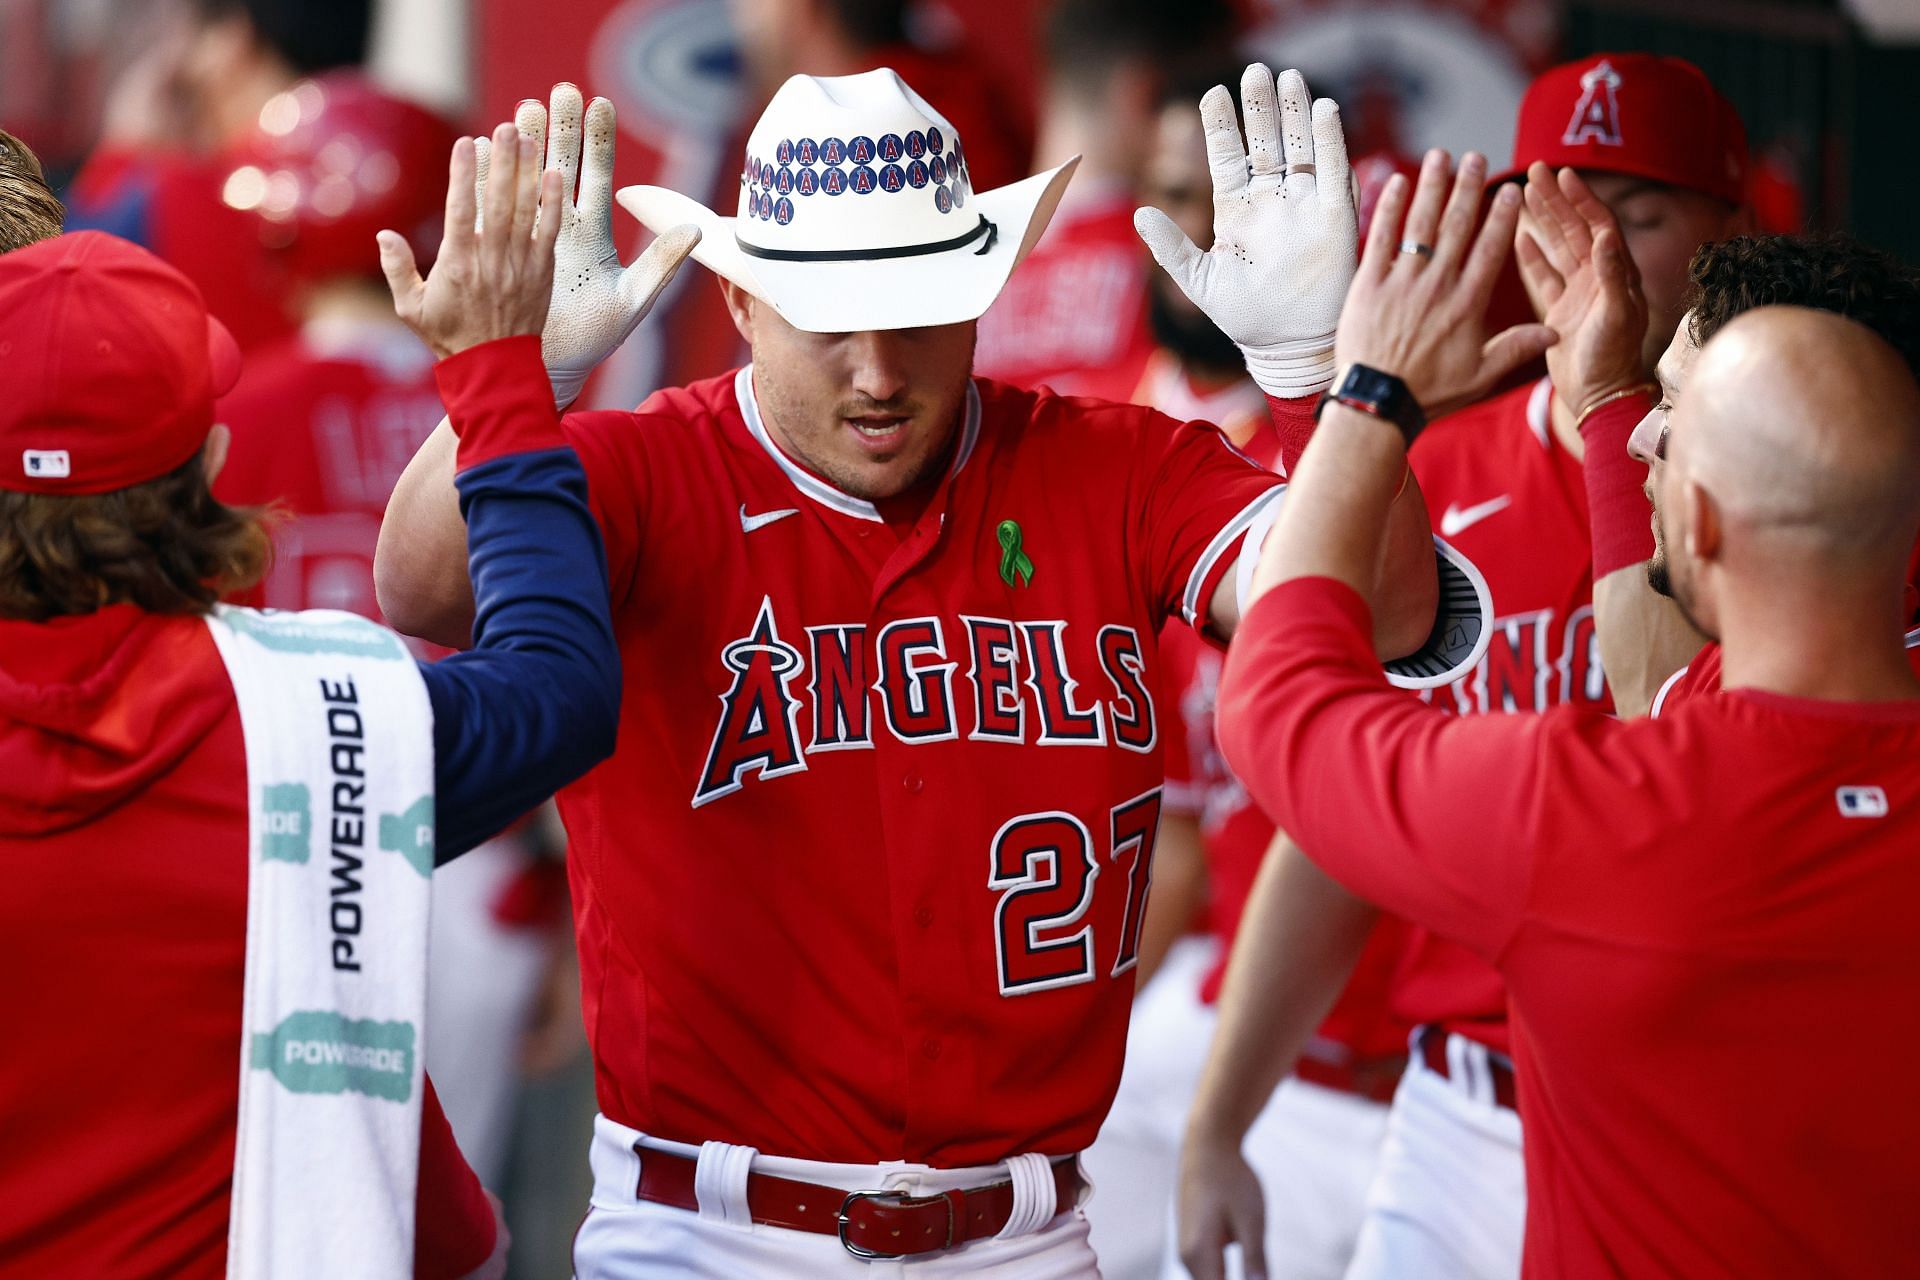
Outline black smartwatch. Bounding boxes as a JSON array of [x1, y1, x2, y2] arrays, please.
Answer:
[[1314, 364, 1426, 443]]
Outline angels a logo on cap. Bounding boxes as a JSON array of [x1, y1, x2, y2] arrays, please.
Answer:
[[1563, 60, 1625, 148], [733, 75, 979, 241]]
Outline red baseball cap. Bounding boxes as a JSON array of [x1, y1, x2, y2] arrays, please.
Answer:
[[0, 231, 241, 495], [1495, 53, 1748, 206]]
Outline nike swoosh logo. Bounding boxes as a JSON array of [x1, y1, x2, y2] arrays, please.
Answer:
[[1439, 495, 1512, 537], [740, 504, 801, 533]]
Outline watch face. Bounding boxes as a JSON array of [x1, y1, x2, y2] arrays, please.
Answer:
[[1345, 366, 1397, 408]]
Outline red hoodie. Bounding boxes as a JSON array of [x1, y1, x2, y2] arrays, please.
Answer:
[[0, 605, 493, 1278]]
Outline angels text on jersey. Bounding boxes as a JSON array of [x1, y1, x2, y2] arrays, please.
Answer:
[[695, 595, 1158, 808]]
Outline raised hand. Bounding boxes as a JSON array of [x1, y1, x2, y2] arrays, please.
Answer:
[[1515, 162, 1651, 417], [1135, 65, 1356, 399], [1334, 150, 1557, 420], [378, 124, 563, 360], [479, 84, 701, 407]]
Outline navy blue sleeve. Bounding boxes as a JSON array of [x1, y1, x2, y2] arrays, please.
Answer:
[[419, 445, 620, 860]]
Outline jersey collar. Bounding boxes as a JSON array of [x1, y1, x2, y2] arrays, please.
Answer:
[[734, 365, 981, 523]]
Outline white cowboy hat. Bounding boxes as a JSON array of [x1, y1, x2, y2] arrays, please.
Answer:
[[617, 68, 1078, 333]]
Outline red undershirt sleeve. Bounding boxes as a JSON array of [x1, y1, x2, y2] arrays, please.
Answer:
[[1264, 393, 1319, 478], [1578, 389, 1659, 577], [1214, 577, 1569, 959]]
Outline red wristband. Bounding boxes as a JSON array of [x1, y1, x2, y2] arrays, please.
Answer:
[[1264, 393, 1319, 478], [1578, 389, 1658, 577], [434, 335, 565, 473]]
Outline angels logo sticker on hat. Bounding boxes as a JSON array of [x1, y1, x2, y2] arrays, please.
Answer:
[[797, 168, 819, 196], [850, 136, 876, 165], [822, 167, 847, 196], [879, 133, 905, 163], [851, 166, 877, 194], [822, 137, 846, 166], [775, 197, 794, 225], [881, 164, 905, 193], [907, 160, 929, 189], [776, 138, 794, 165], [796, 137, 818, 166]]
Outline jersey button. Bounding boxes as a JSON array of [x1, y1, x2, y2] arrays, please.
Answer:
[[920, 1037, 942, 1060], [914, 905, 934, 928], [902, 771, 923, 794]]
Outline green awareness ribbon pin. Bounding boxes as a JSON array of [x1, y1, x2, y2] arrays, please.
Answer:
[[997, 519, 1035, 588]]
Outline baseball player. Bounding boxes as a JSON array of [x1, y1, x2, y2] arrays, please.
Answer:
[[1215, 147, 1920, 1275], [374, 67, 1474, 1276], [0, 121, 660, 1276], [1082, 79, 1411, 1280], [1177, 55, 1755, 1280], [1518, 183, 1920, 716]]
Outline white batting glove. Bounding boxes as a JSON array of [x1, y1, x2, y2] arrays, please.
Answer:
[[1135, 65, 1357, 400], [475, 84, 700, 408]]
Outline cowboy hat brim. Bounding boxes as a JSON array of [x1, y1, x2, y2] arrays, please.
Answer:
[[616, 157, 1079, 334]]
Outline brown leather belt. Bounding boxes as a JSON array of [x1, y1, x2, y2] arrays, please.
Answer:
[[1419, 1026, 1518, 1111], [633, 1145, 1084, 1260]]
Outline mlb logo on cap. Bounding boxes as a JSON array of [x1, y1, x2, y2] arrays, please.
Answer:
[[1836, 786, 1890, 819], [22, 450, 71, 479]]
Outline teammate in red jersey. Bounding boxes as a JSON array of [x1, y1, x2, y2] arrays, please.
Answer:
[[1638, 239, 1920, 711], [1217, 147, 1920, 1275], [375, 65, 1474, 1277], [0, 115, 653, 1277], [1179, 55, 1751, 1280], [974, 0, 1235, 399], [1519, 205, 1920, 716]]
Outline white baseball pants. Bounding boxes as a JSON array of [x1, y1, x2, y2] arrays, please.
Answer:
[[573, 1115, 1102, 1278], [1343, 1033, 1525, 1280]]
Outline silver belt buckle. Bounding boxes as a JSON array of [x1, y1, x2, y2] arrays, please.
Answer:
[[837, 1187, 956, 1260]]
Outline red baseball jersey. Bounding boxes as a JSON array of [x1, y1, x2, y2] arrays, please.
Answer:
[[1394, 378, 1612, 1054], [1222, 575, 1920, 1279], [555, 368, 1280, 1166], [972, 188, 1155, 401], [214, 320, 444, 623]]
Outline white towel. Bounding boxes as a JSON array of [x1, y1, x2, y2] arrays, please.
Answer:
[[207, 606, 437, 1280]]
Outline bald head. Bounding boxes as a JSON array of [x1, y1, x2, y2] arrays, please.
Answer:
[[1674, 306, 1920, 562]]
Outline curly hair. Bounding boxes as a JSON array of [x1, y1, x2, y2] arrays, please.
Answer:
[[0, 127, 64, 254], [1686, 234, 1920, 376], [0, 451, 275, 621]]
